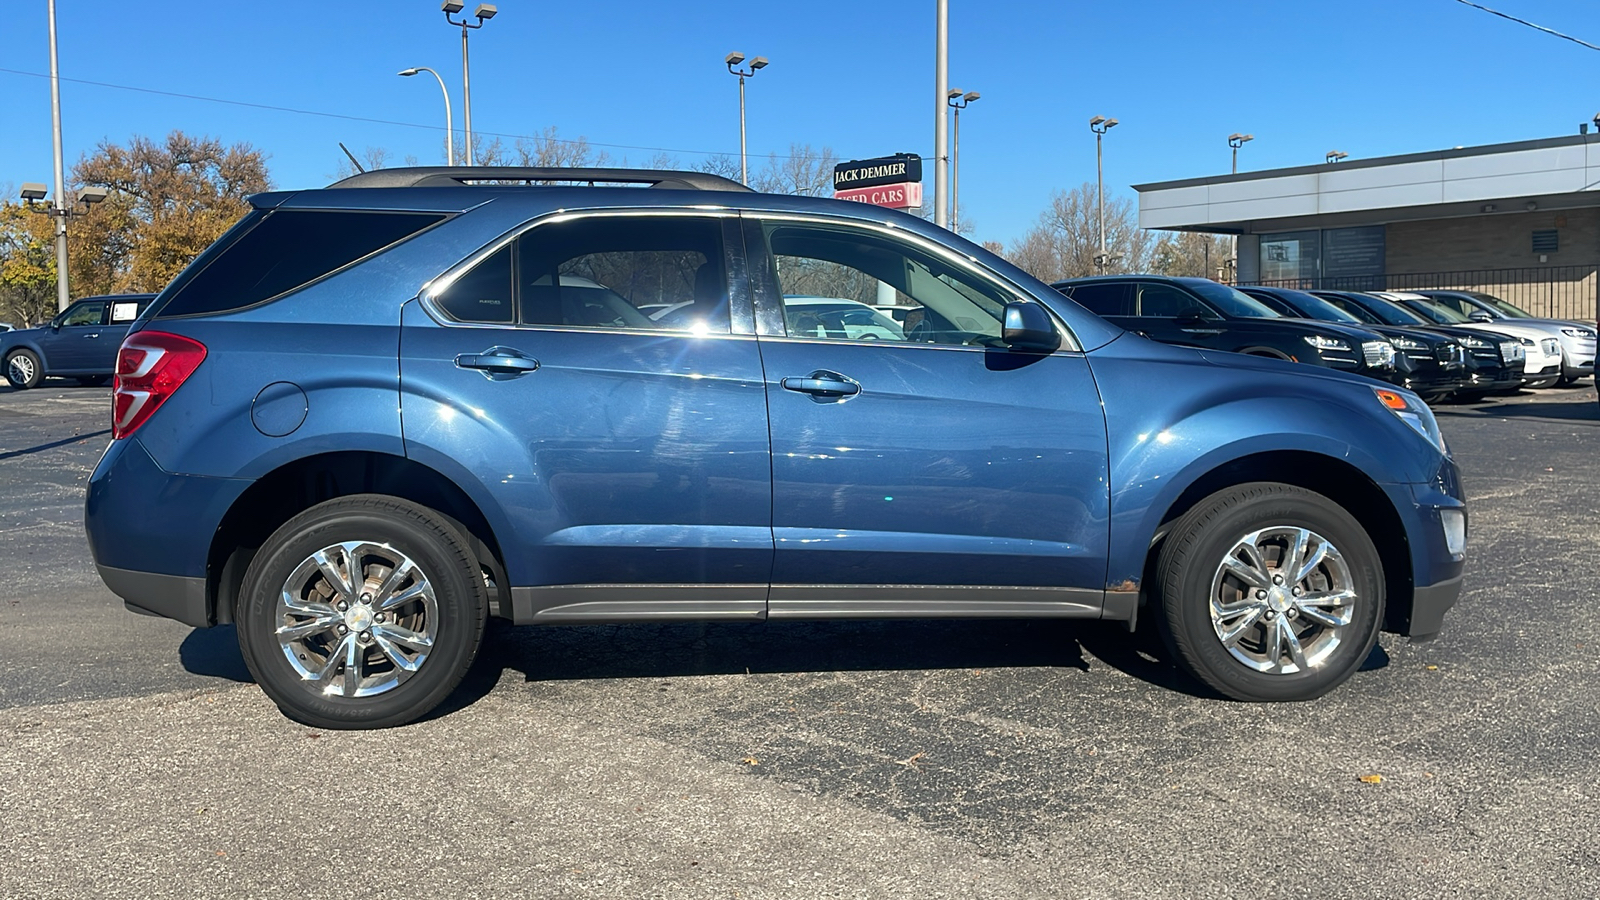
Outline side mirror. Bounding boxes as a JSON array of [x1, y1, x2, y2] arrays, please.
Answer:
[[1176, 307, 1214, 327], [49, 318, 62, 332], [1002, 300, 1061, 353], [1468, 310, 1494, 322]]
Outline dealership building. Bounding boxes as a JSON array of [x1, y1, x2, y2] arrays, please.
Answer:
[[1134, 132, 1600, 322]]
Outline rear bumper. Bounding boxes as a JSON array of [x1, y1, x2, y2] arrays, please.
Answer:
[[98, 565, 210, 628]]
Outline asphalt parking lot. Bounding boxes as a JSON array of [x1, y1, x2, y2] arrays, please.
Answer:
[[0, 380, 1596, 899]]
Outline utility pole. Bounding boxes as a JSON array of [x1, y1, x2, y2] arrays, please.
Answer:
[[47, 0, 69, 311], [934, 0, 949, 228]]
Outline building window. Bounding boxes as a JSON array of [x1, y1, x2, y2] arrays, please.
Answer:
[[1532, 229, 1559, 253]]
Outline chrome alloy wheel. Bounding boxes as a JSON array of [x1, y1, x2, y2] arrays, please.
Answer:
[[7, 354, 37, 384], [1209, 526, 1357, 675], [276, 541, 438, 698]]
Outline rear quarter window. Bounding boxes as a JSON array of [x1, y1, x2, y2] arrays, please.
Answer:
[[154, 209, 446, 318]]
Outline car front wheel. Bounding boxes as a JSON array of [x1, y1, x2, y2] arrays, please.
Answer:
[[1156, 482, 1384, 702], [236, 495, 488, 729], [4, 349, 43, 389]]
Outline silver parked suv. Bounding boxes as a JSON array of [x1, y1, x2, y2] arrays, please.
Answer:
[[1415, 290, 1595, 386]]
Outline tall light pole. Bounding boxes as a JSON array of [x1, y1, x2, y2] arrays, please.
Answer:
[[1228, 132, 1253, 174], [934, 0, 950, 228], [442, 2, 496, 166], [399, 67, 455, 164], [1089, 115, 1119, 273], [47, 0, 69, 311], [1227, 134, 1253, 283], [724, 52, 769, 186], [946, 90, 979, 233], [1326, 150, 1349, 164]]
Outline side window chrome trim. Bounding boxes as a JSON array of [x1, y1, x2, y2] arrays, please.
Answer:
[[412, 298, 760, 342], [739, 210, 1082, 352], [757, 334, 1087, 358]]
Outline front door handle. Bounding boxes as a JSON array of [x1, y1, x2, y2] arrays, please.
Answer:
[[781, 372, 860, 396], [455, 346, 540, 380], [84, 333, 100, 339]]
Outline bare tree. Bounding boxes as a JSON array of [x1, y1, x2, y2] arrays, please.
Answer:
[[1003, 183, 1153, 282], [1150, 231, 1235, 280]]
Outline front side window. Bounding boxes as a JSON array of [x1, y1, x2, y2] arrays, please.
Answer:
[[1135, 283, 1200, 318], [758, 220, 1010, 348], [60, 301, 106, 327], [1065, 282, 1129, 316]]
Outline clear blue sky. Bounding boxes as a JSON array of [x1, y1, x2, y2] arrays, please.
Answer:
[[4, 0, 1598, 246]]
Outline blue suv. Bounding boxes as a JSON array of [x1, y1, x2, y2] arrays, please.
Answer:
[[85, 167, 1467, 728]]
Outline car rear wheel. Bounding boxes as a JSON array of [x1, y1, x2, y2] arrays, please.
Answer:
[[236, 495, 488, 729], [4, 349, 43, 389], [1156, 482, 1384, 702]]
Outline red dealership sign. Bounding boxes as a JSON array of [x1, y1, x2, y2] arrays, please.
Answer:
[[833, 181, 923, 210]]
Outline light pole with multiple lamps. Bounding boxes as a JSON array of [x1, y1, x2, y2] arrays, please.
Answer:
[[724, 52, 768, 186], [1089, 115, 1119, 273], [1228, 132, 1253, 174], [441, 1, 496, 166], [18, 183, 107, 314], [1326, 150, 1349, 164], [946, 89, 978, 233], [398, 67, 455, 164]]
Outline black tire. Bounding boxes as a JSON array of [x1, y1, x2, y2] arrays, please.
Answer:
[[4, 349, 43, 389], [1155, 482, 1384, 702], [75, 375, 109, 387], [236, 494, 488, 729]]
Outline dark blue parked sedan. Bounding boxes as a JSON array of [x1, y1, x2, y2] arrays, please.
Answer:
[[84, 167, 1467, 728], [2, 294, 156, 388]]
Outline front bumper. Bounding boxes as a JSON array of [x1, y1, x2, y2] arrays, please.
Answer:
[[1406, 574, 1463, 642]]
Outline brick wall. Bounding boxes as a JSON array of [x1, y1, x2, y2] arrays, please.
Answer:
[[1386, 210, 1598, 321]]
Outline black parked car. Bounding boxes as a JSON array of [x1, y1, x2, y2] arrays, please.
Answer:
[[1053, 276, 1399, 382], [1240, 286, 1469, 402], [1310, 291, 1524, 399], [1, 294, 156, 389]]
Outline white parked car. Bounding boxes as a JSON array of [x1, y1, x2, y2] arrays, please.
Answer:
[[1413, 290, 1596, 385], [783, 296, 905, 341], [1374, 292, 1564, 388]]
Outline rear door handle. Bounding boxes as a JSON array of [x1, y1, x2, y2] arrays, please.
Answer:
[[455, 347, 540, 379], [781, 373, 860, 396]]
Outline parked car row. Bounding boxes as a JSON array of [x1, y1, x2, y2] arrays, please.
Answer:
[[1049, 275, 1594, 403], [1, 294, 157, 388]]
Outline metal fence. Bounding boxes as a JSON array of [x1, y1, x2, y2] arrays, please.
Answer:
[[1237, 265, 1598, 322]]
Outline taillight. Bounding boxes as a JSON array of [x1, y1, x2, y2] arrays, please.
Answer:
[[112, 332, 207, 439]]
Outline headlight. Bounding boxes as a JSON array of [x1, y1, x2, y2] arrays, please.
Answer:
[[1361, 340, 1396, 368], [1303, 334, 1351, 353], [1559, 327, 1595, 338], [1391, 336, 1425, 351], [1457, 335, 1491, 349], [1373, 386, 1447, 455]]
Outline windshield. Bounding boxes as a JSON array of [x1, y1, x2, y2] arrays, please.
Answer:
[[1405, 297, 1472, 324], [1331, 293, 1429, 326], [1276, 289, 1363, 324], [1471, 292, 1534, 318], [1187, 280, 1282, 318]]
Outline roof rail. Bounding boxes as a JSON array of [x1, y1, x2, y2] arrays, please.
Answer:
[[327, 166, 751, 192]]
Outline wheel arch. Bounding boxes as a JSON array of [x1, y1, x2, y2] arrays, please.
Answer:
[[207, 450, 511, 626], [1140, 450, 1413, 635]]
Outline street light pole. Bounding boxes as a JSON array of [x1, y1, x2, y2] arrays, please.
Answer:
[[442, 2, 496, 166], [47, 0, 69, 311], [1089, 115, 1119, 273], [399, 68, 454, 164], [725, 52, 769, 186], [946, 90, 979, 233], [1228, 132, 1253, 175], [934, 0, 949, 228]]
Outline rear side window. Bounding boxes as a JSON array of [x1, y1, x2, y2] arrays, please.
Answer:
[[156, 210, 446, 318], [1065, 282, 1129, 316]]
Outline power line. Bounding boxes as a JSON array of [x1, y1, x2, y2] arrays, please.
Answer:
[[1449, 0, 1600, 53], [0, 66, 854, 161]]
